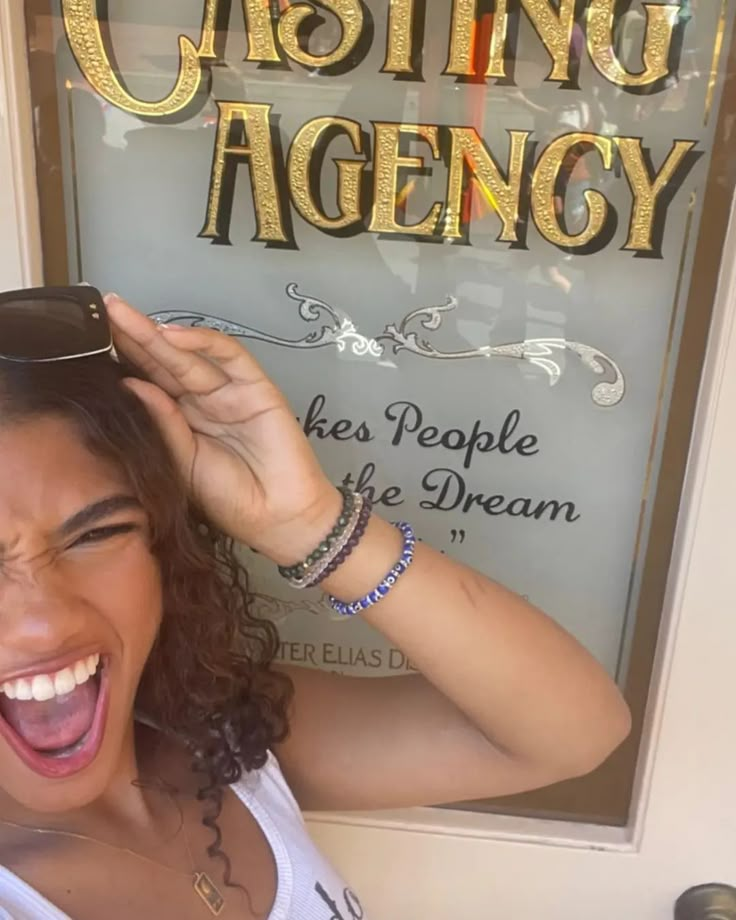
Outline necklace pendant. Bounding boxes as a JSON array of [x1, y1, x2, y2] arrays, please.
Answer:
[[193, 872, 225, 916]]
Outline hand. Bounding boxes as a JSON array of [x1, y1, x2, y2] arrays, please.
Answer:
[[105, 294, 342, 564]]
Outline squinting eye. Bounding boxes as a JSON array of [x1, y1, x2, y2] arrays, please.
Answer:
[[71, 523, 138, 548]]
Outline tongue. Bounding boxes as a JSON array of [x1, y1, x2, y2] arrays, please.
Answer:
[[0, 680, 98, 752]]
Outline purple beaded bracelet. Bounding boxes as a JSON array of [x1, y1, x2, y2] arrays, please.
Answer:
[[328, 521, 416, 617]]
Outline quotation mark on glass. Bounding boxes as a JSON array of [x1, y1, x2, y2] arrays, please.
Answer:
[[450, 529, 466, 544]]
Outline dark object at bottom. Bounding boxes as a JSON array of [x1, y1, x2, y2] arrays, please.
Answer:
[[675, 884, 736, 920]]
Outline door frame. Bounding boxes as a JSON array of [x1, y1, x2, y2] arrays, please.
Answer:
[[2, 4, 735, 915], [0, 2, 42, 290]]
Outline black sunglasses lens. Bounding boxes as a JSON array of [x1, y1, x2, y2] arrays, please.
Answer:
[[0, 296, 108, 361]]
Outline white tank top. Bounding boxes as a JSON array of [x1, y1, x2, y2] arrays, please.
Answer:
[[0, 753, 366, 919]]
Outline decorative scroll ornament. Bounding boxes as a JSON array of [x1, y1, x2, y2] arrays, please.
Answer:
[[151, 283, 624, 407], [249, 592, 340, 623]]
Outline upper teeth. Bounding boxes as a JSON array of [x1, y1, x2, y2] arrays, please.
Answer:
[[1, 654, 100, 702]]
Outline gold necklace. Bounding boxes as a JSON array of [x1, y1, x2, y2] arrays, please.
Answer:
[[0, 793, 226, 916]]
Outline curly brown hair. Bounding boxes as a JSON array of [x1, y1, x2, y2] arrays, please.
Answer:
[[0, 352, 293, 881]]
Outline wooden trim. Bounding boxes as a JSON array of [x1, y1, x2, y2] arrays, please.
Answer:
[[0, 1, 43, 288], [24, 0, 69, 285]]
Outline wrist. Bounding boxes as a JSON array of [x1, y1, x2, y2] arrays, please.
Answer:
[[262, 486, 345, 567]]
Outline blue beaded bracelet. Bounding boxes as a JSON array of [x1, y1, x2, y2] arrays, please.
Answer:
[[328, 521, 416, 617]]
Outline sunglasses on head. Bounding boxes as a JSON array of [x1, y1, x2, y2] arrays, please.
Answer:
[[0, 284, 114, 363]]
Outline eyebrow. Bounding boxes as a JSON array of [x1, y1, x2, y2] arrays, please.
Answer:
[[56, 494, 144, 538]]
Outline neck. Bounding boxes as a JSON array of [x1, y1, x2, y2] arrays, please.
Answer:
[[0, 720, 187, 845]]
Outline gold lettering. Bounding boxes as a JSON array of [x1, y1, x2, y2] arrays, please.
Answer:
[[197, 0, 281, 63], [446, 0, 472, 75], [278, 0, 363, 68], [531, 133, 614, 248], [61, 0, 205, 116], [486, 0, 513, 79], [617, 138, 696, 251], [369, 124, 442, 236], [242, 0, 282, 62], [288, 118, 365, 231], [383, 0, 417, 74], [445, 129, 528, 242], [518, 0, 576, 81], [445, 0, 575, 81], [587, 0, 680, 87], [196, 0, 225, 59], [200, 102, 287, 244]]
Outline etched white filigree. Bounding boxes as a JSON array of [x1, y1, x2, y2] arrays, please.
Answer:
[[249, 592, 328, 623], [150, 285, 625, 407]]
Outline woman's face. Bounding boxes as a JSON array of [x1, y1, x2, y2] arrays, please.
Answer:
[[0, 414, 162, 813]]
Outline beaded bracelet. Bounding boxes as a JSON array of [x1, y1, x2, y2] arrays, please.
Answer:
[[287, 493, 370, 589], [328, 521, 416, 617], [278, 487, 355, 582], [309, 495, 373, 587]]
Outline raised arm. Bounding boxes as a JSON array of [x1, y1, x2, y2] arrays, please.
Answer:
[[107, 294, 631, 811]]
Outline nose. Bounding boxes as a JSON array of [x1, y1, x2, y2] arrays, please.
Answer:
[[0, 564, 92, 662]]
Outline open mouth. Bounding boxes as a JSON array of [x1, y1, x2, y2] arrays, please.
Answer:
[[0, 654, 110, 780]]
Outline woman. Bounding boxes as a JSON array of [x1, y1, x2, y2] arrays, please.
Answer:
[[0, 288, 630, 919]]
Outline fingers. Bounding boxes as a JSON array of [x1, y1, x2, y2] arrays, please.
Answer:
[[105, 294, 229, 396], [154, 324, 270, 387], [122, 378, 196, 477], [113, 325, 186, 398]]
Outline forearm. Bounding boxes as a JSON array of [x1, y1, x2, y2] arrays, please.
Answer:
[[319, 512, 631, 774]]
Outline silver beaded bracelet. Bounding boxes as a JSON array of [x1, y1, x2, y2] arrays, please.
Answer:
[[286, 493, 365, 589]]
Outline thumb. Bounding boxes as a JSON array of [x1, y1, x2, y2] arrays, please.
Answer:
[[122, 377, 196, 475]]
